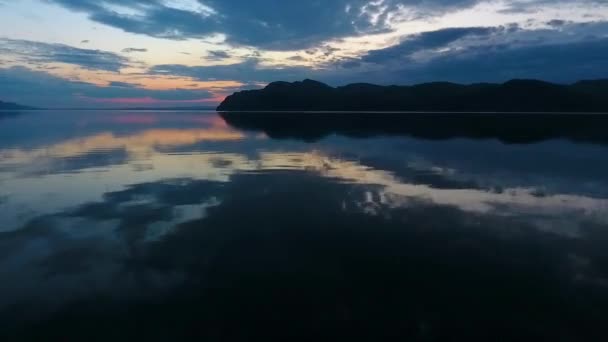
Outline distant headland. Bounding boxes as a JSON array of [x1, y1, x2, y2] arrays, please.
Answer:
[[0, 100, 35, 110], [217, 79, 608, 112]]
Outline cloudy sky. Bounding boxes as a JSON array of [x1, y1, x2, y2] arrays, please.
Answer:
[[1, 0, 607, 107]]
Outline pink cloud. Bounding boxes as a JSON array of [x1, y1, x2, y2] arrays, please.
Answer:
[[72, 91, 230, 107], [83, 96, 224, 105]]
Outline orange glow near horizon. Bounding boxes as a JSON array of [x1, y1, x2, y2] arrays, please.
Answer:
[[82, 96, 225, 105], [17, 62, 239, 105]]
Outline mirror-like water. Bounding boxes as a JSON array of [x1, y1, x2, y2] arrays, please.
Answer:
[[1, 110, 607, 340]]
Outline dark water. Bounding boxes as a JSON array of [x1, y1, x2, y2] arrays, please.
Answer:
[[1, 110, 608, 341]]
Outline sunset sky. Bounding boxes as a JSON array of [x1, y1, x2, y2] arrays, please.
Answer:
[[1, 0, 607, 108]]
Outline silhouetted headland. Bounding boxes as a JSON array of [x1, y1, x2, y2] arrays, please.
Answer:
[[0, 100, 34, 110], [217, 79, 608, 112]]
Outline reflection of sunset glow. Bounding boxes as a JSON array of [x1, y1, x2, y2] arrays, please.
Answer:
[[2, 116, 607, 238], [104, 113, 229, 126], [0, 129, 246, 165], [194, 114, 231, 128], [3, 144, 608, 236], [4, 144, 607, 223], [124, 129, 244, 147], [112, 114, 159, 125]]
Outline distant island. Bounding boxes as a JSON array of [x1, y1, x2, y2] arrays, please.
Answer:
[[217, 79, 608, 112], [0, 100, 35, 110]]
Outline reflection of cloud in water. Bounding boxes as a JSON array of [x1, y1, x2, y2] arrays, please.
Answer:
[[0, 178, 227, 311], [0, 148, 131, 177], [251, 152, 608, 231], [2, 112, 608, 339], [1, 148, 607, 234], [111, 114, 159, 125], [0, 215, 185, 313], [2, 171, 608, 340], [144, 199, 222, 243]]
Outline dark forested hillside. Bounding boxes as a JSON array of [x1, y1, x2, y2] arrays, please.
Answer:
[[217, 79, 608, 112], [0, 100, 35, 110]]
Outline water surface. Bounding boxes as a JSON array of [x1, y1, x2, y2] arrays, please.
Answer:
[[1, 110, 608, 340]]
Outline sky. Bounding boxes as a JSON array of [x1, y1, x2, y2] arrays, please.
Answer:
[[0, 0, 607, 108]]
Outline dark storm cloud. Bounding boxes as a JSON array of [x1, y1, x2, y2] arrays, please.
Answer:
[[48, 0, 482, 49], [362, 27, 499, 64], [0, 67, 215, 107], [500, 0, 608, 13], [206, 50, 231, 60], [0, 39, 129, 72], [397, 38, 608, 84], [150, 59, 311, 83], [339, 21, 608, 84], [145, 21, 608, 85]]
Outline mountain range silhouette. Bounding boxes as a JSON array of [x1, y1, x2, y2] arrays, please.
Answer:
[[218, 79, 608, 112]]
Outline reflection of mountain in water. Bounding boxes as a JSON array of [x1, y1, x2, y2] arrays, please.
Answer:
[[0, 111, 22, 121], [221, 112, 608, 144]]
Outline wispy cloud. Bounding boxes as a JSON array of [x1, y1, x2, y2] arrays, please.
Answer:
[[0, 66, 222, 107], [361, 26, 499, 64], [145, 20, 608, 85], [47, 0, 483, 49], [0, 39, 129, 72], [206, 50, 231, 61], [1, 0, 608, 107], [122, 47, 148, 53]]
